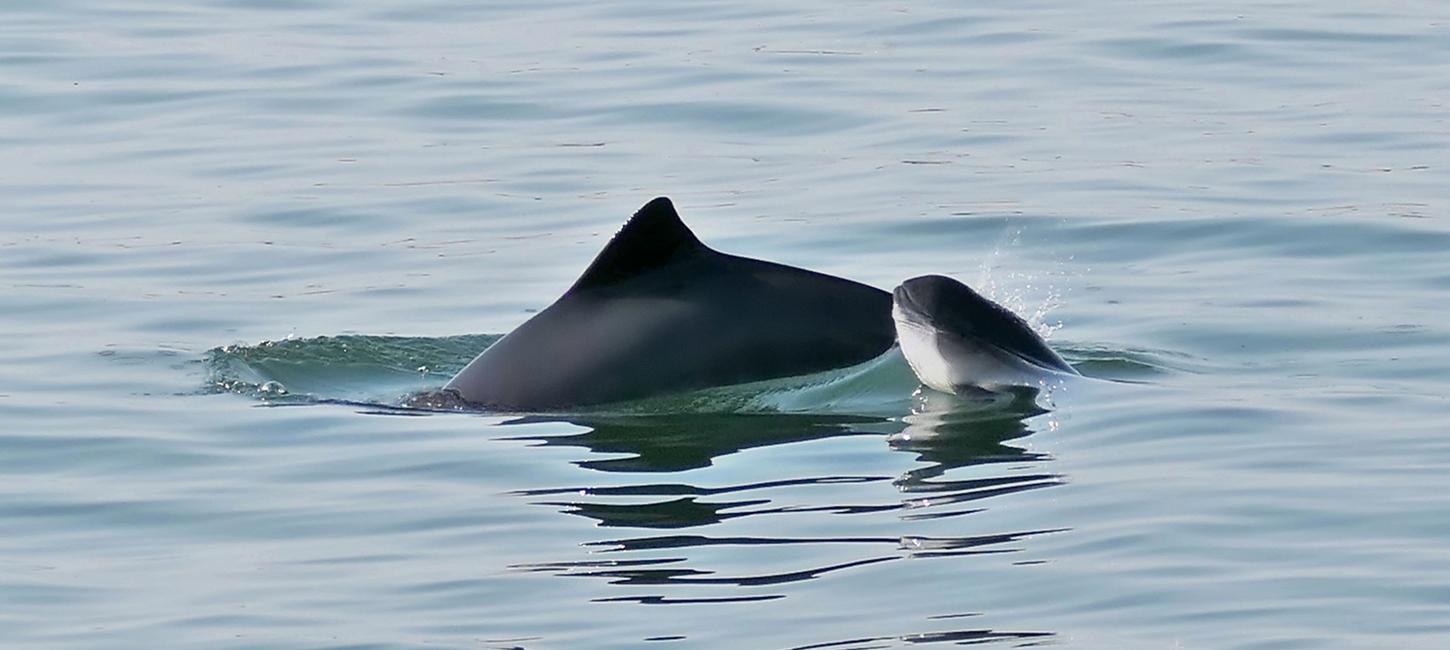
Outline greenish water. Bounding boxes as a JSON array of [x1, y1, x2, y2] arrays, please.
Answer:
[[4, 1, 1450, 648]]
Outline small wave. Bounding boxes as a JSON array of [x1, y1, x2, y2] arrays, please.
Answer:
[[1057, 342, 1204, 378], [202, 334, 497, 404], [569, 347, 921, 417]]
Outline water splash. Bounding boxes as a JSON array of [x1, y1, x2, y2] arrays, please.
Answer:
[[973, 220, 1074, 340]]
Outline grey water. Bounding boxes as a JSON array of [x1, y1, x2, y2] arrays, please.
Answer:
[[3, 0, 1449, 648]]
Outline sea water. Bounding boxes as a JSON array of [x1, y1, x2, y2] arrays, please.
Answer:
[[3, 1, 1449, 648]]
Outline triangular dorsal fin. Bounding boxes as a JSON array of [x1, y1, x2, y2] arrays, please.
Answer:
[[567, 197, 706, 292]]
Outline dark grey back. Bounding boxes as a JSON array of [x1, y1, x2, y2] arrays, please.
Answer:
[[446, 198, 895, 410]]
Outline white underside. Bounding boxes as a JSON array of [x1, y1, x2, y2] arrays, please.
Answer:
[[893, 311, 1060, 394]]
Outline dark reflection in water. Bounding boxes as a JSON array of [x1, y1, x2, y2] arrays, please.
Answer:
[[788, 627, 1055, 649], [504, 412, 896, 472], [890, 390, 1065, 525], [503, 390, 1063, 646]]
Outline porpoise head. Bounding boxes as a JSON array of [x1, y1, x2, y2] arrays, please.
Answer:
[[892, 274, 1076, 394]]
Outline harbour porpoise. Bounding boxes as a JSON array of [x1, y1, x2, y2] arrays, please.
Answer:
[[445, 197, 896, 410], [892, 274, 1077, 395]]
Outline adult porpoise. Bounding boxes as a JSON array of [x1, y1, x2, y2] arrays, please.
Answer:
[[445, 197, 896, 410]]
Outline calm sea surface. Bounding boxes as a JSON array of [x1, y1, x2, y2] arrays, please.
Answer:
[[4, 1, 1449, 648]]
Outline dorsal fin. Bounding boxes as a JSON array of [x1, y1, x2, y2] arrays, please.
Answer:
[[567, 197, 707, 292]]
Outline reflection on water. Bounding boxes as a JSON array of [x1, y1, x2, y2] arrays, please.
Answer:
[[892, 388, 1063, 522], [505, 413, 896, 473], [506, 391, 1064, 645], [786, 627, 1055, 650], [201, 332, 1083, 645]]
